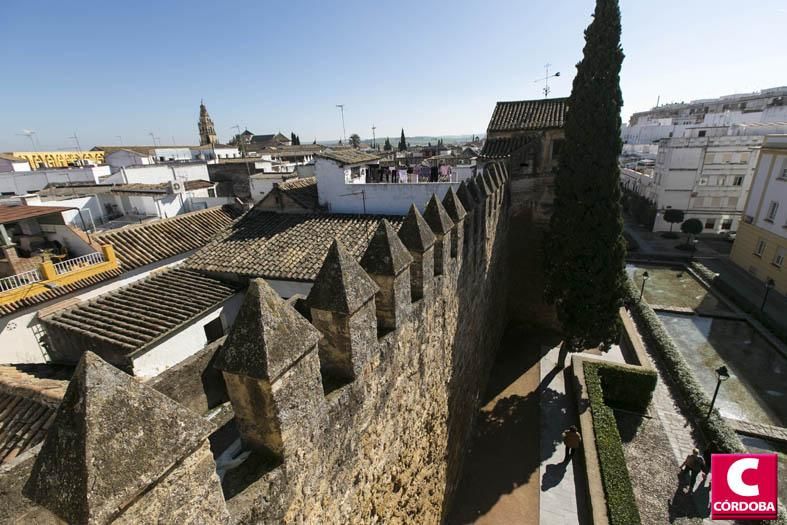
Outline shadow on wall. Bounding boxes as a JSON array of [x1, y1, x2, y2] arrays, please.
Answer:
[[446, 324, 566, 523]]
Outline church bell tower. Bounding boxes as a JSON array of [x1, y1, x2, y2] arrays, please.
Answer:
[[198, 100, 218, 146]]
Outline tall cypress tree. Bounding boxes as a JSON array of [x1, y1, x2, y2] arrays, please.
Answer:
[[544, 0, 626, 357], [383, 137, 392, 151], [398, 129, 407, 151]]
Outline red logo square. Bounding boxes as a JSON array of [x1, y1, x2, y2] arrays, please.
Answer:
[[711, 453, 778, 520]]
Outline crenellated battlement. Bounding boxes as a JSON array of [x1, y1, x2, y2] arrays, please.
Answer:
[[16, 167, 513, 524]]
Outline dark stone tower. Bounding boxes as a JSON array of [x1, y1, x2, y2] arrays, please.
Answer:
[[198, 100, 218, 146]]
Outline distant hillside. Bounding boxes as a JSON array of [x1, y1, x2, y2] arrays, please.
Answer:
[[320, 134, 484, 147]]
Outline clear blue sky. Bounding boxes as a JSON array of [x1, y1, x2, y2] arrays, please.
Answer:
[[1, 0, 785, 151]]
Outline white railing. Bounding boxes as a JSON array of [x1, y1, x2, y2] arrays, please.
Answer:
[[0, 269, 43, 293], [53, 252, 105, 275]]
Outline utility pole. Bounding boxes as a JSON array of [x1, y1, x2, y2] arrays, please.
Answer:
[[336, 104, 346, 143], [371, 125, 376, 149], [534, 63, 560, 98], [116, 135, 123, 145]]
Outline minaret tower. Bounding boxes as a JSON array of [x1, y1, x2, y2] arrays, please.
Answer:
[[198, 100, 218, 145]]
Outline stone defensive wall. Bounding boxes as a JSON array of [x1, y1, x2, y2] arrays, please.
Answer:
[[5, 169, 512, 524]]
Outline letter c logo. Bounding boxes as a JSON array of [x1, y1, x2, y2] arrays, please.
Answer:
[[727, 457, 759, 497]]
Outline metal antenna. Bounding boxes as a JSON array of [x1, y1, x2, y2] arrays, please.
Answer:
[[17, 130, 38, 152], [336, 104, 346, 142], [534, 63, 560, 98], [68, 131, 84, 164]]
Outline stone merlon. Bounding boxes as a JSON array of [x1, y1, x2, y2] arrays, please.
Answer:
[[307, 239, 379, 314], [423, 194, 455, 236], [215, 278, 321, 381], [441, 187, 468, 224], [360, 219, 414, 277], [398, 204, 437, 253], [23, 351, 217, 525]]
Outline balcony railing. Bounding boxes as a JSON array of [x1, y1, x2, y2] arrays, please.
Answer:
[[0, 269, 43, 293], [53, 252, 105, 275]]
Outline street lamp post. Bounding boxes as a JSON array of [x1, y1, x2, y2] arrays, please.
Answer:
[[639, 271, 650, 302], [760, 278, 775, 313], [705, 365, 730, 420]]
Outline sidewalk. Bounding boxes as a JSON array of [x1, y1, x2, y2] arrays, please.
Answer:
[[448, 328, 625, 525]]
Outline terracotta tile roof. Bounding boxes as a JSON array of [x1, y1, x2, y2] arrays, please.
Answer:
[[185, 210, 403, 282], [93, 205, 240, 271], [480, 135, 538, 159], [0, 364, 70, 465], [317, 150, 382, 165], [276, 177, 318, 210], [41, 268, 242, 354], [487, 97, 568, 132], [0, 205, 75, 224], [0, 267, 123, 317]]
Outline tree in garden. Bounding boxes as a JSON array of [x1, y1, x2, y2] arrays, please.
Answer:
[[543, 0, 627, 363], [398, 129, 407, 151], [291, 132, 297, 144], [663, 208, 684, 234], [680, 218, 703, 247], [349, 133, 361, 148], [383, 137, 392, 151]]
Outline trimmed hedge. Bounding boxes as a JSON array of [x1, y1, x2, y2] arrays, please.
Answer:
[[585, 362, 644, 525], [624, 277, 787, 525], [690, 262, 787, 345], [599, 364, 657, 413]]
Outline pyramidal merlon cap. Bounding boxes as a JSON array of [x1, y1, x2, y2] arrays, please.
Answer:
[[441, 187, 467, 223], [360, 219, 413, 276], [423, 194, 454, 236], [216, 278, 321, 381], [456, 180, 476, 211], [465, 177, 483, 203], [307, 239, 379, 315], [398, 204, 436, 253], [24, 351, 215, 525]]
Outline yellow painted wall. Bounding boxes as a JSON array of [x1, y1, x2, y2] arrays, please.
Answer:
[[730, 221, 786, 295], [9, 151, 105, 169]]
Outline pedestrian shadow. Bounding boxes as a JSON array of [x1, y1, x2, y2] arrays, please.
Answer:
[[667, 482, 711, 522], [541, 461, 568, 491]]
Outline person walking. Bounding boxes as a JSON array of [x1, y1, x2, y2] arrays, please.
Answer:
[[679, 448, 706, 493], [562, 426, 582, 463]]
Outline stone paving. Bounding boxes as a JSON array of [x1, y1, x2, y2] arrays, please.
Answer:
[[538, 342, 624, 525], [627, 322, 733, 524]]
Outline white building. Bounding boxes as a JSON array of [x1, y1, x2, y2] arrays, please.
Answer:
[[0, 154, 31, 173], [105, 149, 153, 170], [314, 151, 472, 215], [650, 136, 763, 232], [624, 86, 787, 146], [0, 165, 111, 196], [103, 162, 210, 185], [620, 168, 657, 202]]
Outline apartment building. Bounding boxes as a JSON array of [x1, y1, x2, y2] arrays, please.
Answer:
[[730, 135, 787, 294]]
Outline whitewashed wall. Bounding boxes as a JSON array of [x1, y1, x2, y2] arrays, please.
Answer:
[[315, 158, 459, 215]]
